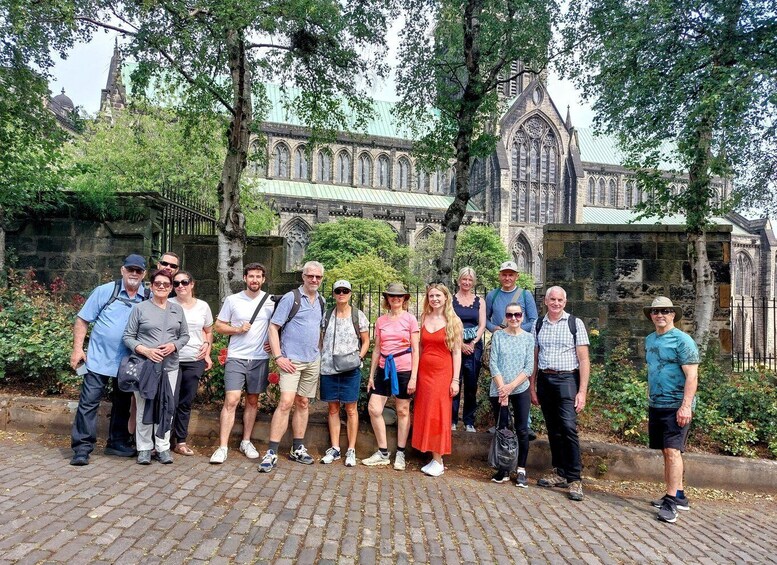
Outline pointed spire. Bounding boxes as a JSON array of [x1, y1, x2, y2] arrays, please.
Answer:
[[565, 105, 573, 131]]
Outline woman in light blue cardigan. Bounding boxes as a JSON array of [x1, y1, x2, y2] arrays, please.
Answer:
[[489, 302, 534, 486]]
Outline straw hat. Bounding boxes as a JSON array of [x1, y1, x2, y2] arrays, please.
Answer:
[[643, 296, 683, 321]]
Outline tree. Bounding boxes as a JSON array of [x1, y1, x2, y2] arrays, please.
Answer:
[[325, 254, 402, 292], [395, 0, 557, 286], [304, 218, 410, 273], [78, 0, 393, 300], [565, 0, 777, 344]]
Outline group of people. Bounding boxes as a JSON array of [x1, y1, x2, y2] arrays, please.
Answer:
[[69, 253, 699, 523]]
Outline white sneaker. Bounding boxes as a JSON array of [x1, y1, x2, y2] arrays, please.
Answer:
[[451, 423, 457, 431], [239, 440, 259, 459], [465, 425, 476, 433], [425, 459, 444, 477], [393, 451, 406, 471], [320, 447, 341, 464], [421, 460, 434, 474], [361, 450, 391, 466], [210, 446, 228, 464], [344, 448, 357, 467]]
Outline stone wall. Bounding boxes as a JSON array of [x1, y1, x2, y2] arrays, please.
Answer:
[[543, 224, 732, 363]]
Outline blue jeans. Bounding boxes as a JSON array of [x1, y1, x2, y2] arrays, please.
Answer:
[[537, 370, 582, 482], [452, 343, 482, 426], [71, 370, 132, 455]]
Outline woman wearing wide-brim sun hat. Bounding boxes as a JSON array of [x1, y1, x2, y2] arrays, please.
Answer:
[[642, 296, 684, 321], [362, 282, 420, 470]]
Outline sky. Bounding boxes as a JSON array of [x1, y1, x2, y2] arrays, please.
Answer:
[[49, 30, 596, 129]]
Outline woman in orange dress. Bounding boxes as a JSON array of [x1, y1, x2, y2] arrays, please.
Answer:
[[411, 283, 462, 477]]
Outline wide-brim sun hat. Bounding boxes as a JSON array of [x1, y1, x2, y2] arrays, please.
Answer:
[[382, 282, 410, 300], [643, 296, 683, 321]]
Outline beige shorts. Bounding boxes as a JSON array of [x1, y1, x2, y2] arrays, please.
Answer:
[[279, 358, 321, 398]]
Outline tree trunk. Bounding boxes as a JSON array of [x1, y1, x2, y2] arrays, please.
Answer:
[[689, 232, 715, 346], [216, 30, 252, 302], [0, 205, 5, 285]]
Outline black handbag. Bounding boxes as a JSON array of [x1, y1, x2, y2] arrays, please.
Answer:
[[488, 407, 519, 472]]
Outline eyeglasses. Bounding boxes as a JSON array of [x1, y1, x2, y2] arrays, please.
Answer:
[[152, 281, 171, 289], [504, 312, 523, 319], [304, 274, 323, 280], [173, 279, 191, 288], [125, 267, 144, 274], [159, 260, 179, 270], [651, 308, 674, 316], [333, 288, 351, 295]]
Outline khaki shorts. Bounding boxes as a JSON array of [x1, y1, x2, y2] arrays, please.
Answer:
[[279, 358, 321, 398]]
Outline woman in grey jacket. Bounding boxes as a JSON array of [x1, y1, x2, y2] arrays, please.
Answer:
[[124, 269, 189, 464]]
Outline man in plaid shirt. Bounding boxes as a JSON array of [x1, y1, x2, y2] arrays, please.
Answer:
[[530, 286, 590, 501]]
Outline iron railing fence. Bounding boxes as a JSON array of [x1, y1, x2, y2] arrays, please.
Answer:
[[731, 295, 777, 372], [157, 186, 217, 256]]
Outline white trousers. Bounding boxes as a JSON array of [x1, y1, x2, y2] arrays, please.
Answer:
[[134, 369, 179, 451]]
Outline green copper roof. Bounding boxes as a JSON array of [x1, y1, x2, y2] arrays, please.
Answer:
[[576, 128, 681, 171], [249, 178, 480, 212], [582, 206, 748, 235]]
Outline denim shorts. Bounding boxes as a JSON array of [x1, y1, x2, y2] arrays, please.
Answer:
[[320, 367, 362, 403]]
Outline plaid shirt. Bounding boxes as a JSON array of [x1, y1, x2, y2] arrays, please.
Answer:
[[532, 311, 590, 372]]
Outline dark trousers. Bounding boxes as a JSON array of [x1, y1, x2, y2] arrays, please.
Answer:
[[71, 370, 132, 455], [537, 371, 582, 482], [173, 360, 206, 443], [452, 344, 482, 426], [490, 389, 531, 468]]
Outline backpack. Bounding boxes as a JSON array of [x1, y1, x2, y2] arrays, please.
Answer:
[[322, 306, 363, 347], [94, 279, 151, 322], [486, 287, 531, 325], [535, 314, 578, 345], [272, 288, 325, 332]]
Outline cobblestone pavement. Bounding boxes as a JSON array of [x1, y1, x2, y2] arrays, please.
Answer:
[[1, 432, 776, 564]]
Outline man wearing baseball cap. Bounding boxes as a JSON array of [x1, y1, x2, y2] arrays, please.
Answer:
[[69, 254, 150, 465], [644, 296, 699, 524]]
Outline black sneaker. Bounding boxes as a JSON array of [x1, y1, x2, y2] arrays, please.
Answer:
[[515, 470, 528, 488], [657, 496, 678, 523], [70, 452, 89, 466], [105, 443, 137, 457], [652, 493, 690, 511], [491, 470, 510, 483]]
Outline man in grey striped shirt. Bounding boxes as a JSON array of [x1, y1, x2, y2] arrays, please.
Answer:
[[530, 286, 590, 502]]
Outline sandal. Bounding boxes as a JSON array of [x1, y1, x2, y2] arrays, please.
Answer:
[[173, 444, 194, 456]]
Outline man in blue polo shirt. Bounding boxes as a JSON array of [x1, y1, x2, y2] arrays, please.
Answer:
[[69, 254, 149, 466], [259, 260, 325, 472]]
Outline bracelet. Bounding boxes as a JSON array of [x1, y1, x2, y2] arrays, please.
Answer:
[[274, 355, 283, 360]]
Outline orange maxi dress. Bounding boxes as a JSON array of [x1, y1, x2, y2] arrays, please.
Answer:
[[412, 326, 453, 455]]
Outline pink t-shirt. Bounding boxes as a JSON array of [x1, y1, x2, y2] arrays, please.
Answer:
[[375, 311, 419, 372]]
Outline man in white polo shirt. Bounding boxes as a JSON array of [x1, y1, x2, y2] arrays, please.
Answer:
[[209, 262, 274, 464]]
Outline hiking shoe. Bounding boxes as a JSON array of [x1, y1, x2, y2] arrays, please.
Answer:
[[155, 449, 173, 464], [344, 448, 357, 467], [451, 423, 457, 431], [289, 444, 314, 465], [209, 446, 228, 464], [491, 470, 510, 483], [515, 470, 528, 488], [568, 480, 584, 501], [537, 470, 568, 488], [320, 447, 341, 464], [465, 425, 476, 433], [657, 496, 678, 523], [362, 450, 391, 466], [70, 452, 89, 466], [239, 440, 259, 459], [393, 451, 406, 471], [258, 450, 277, 473], [137, 450, 152, 465], [425, 459, 444, 477], [652, 494, 690, 511], [105, 443, 136, 457]]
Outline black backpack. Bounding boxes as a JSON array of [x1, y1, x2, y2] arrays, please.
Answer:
[[94, 279, 151, 322], [535, 314, 578, 344], [321, 306, 363, 347], [272, 288, 325, 332]]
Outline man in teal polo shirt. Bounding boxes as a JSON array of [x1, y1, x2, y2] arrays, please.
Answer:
[[69, 254, 149, 466]]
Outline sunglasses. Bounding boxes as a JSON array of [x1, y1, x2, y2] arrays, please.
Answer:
[[504, 312, 523, 319], [651, 308, 674, 315], [304, 274, 323, 280], [159, 260, 179, 269], [173, 279, 191, 288], [125, 267, 144, 274], [152, 281, 171, 289], [333, 288, 351, 295]]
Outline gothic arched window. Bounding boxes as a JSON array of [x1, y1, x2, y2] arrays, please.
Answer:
[[377, 155, 390, 188], [512, 235, 533, 277], [357, 153, 372, 187], [335, 151, 351, 184], [273, 143, 290, 178], [588, 178, 596, 204], [625, 180, 635, 208], [418, 169, 430, 192], [511, 117, 558, 223], [248, 141, 262, 176], [735, 252, 754, 296], [317, 150, 332, 182], [608, 179, 617, 207], [598, 178, 606, 204], [282, 218, 311, 271], [398, 158, 410, 190], [293, 146, 308, 180]]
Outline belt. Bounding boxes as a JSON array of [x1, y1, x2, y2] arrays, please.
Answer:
[[540, 369, 578, 375]]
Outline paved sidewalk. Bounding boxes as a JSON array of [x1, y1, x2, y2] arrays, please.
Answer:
[[1, 432, 776, 564]]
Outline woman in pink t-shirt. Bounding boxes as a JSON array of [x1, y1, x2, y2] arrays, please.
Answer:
[[361, 283, 420, 471]]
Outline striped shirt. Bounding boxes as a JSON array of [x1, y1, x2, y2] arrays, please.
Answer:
[[532, 312, 589, 372]]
